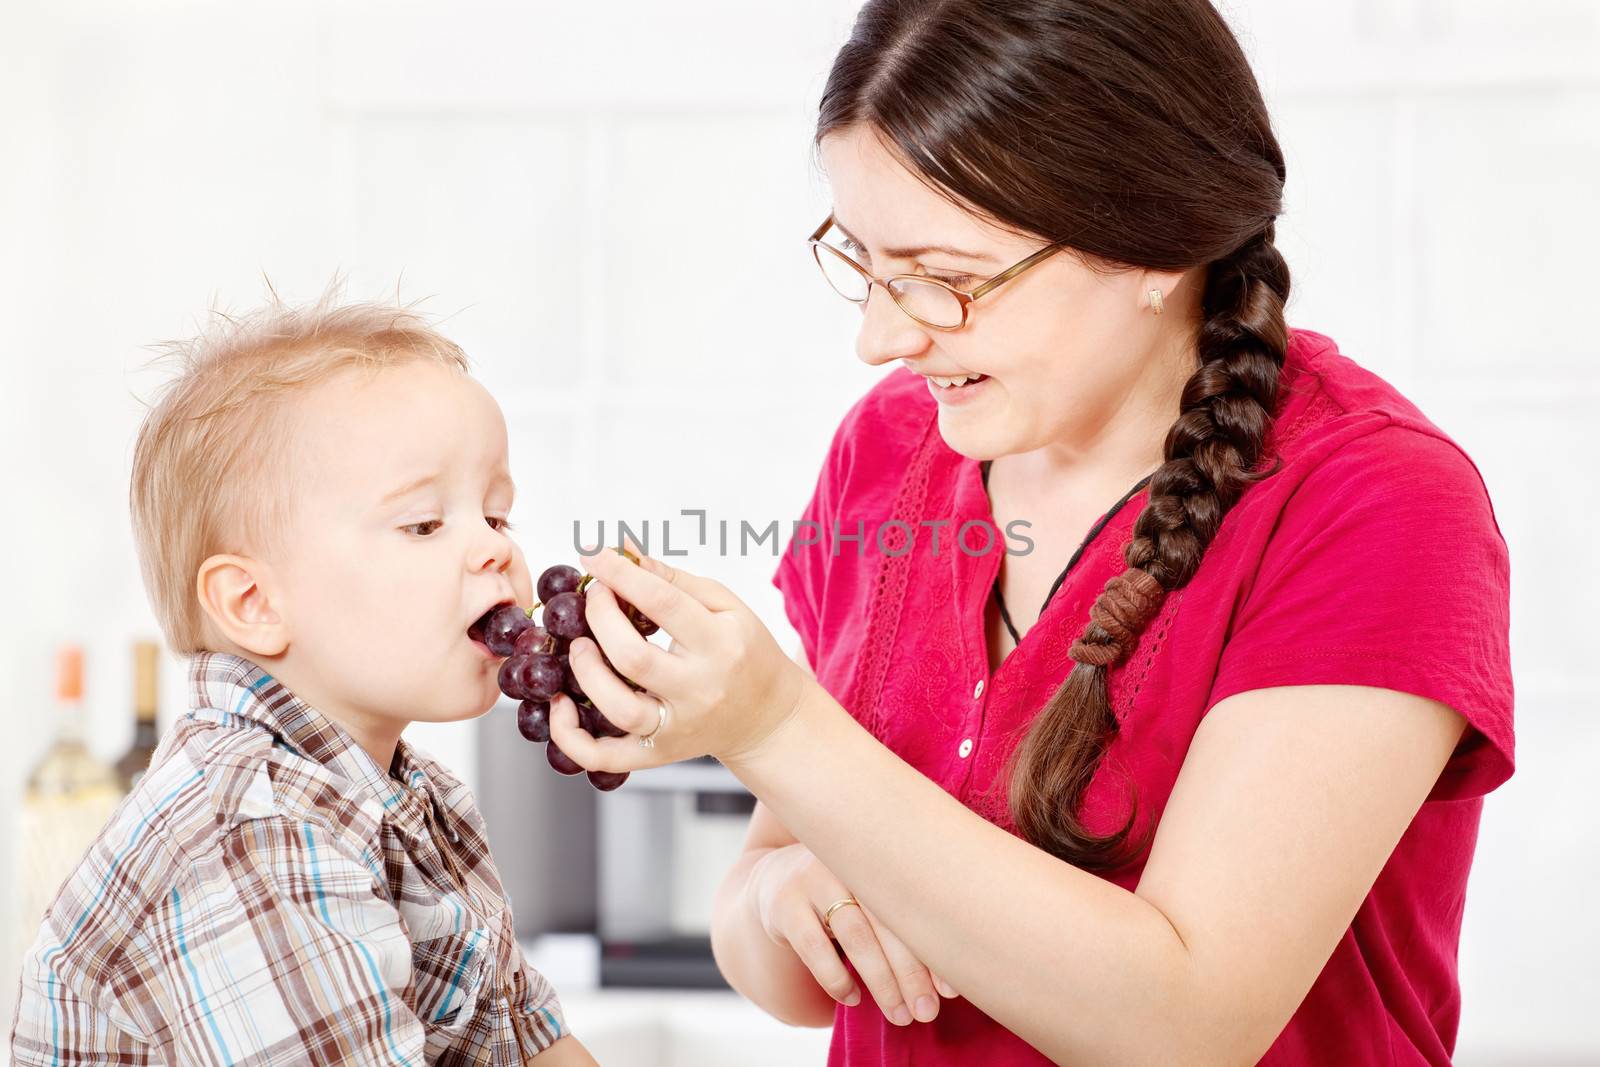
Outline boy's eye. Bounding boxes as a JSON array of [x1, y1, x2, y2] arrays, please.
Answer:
[[403, 520, 443, 537], [488, 516, 515, 533]]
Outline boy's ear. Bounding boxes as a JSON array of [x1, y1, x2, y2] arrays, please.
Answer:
[[196, 554, 289, 658]]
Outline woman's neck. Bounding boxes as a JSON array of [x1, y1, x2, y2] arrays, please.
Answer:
[[1002, 331, 1195, 492]]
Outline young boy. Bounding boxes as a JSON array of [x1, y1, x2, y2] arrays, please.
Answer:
[[11, 296, 600, 1065]]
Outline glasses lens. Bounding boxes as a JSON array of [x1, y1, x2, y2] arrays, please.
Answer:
[[888, 278, 965, 329], [814, 244, 870, 303]]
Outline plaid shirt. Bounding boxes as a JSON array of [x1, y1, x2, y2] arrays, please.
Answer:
[[11, 652, 567, 1066]]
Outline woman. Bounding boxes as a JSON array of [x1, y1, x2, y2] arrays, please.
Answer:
[[551, 1, 1514, 1062]]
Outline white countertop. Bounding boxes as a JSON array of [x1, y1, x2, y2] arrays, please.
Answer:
[[525, 934, 833, 1067]]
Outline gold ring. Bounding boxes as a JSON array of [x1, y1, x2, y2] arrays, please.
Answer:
[[821, 896, 860, 935]]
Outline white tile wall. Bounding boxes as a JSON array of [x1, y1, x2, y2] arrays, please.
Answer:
[[2, 0, 1595, 1061], [1415, 90, 1600, 376]]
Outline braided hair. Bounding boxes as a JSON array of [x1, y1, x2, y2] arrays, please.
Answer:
[[818, 0, 1292, 868]]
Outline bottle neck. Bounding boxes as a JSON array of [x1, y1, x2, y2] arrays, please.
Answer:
[[132, 715, 160, 745], [56, 697, 89, 747]]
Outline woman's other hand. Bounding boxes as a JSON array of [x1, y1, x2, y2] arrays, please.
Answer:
[[752, 842, 957, 1026]]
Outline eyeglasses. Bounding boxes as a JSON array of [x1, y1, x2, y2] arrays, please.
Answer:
[[807, 213, 1063, 331]]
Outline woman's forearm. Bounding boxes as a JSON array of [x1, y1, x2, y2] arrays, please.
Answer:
[[725, 684, 1200, 1064], [709, 845, 838, 1029]]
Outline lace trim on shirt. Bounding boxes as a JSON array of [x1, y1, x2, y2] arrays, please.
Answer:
[[843, 411, 943, 739]]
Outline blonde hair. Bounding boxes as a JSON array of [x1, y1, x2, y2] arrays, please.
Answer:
[[130, 288, 471, 654]]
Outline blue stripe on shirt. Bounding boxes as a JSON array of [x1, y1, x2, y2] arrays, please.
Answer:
[[434, 929, 483, 1022], [303, 822, 416, 1067], [172, 886, 233, 1062], [40, 768, 205, 1064]]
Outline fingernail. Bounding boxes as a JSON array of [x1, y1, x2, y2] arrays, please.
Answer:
[[937, 978, 956, 998], [914, 995, 936, 1022], [842, 990, 860, 1007], [892, 1006, 912, 1026]]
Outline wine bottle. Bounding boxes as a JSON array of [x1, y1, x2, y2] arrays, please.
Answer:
[[13, 646, 122, 963], [113, 641, 162, 792]]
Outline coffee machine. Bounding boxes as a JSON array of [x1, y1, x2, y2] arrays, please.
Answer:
[[595, 756, 756, 987], [477, 705, 756, 988]]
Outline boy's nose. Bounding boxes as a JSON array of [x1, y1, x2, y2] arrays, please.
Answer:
[[473, 530, 515, 575], [476, 547, 512, 574]]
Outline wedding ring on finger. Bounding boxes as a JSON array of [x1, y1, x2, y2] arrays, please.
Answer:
[[638, 701, 668, 749], [821, 896, 860, 937]]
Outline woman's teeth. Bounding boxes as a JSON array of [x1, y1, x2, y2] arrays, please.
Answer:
[[927, 373, 985, 388]]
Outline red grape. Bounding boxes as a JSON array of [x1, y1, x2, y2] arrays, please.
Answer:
[[499, 655, 534, 700], [544, 591, 589, 640], [513, 624, 554, 657], [516, 700, 551, 743], [580, 703, 629, 740], [523, 653, 566, 700], [546, 739, 584, 776], [588, 769, 629, 791], [495, 556, 650, 793], [537, 564, 583, 604], [483, 604, 533, 656]]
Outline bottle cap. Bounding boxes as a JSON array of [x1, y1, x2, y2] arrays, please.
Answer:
[[56, 645, 84, 703]]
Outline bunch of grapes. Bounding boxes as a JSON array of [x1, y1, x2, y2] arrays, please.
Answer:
[[469, 556, 659, 792]]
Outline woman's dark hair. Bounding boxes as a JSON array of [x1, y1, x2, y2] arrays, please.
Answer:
[[817, 0, 1291, 870]]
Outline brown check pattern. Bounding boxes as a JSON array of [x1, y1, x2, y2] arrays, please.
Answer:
[[11, 652, 567, 1065]]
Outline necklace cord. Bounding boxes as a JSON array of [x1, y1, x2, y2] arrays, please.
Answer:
[[982, 459, 1156, 651]]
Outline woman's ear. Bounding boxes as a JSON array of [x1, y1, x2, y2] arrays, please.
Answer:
[[1140, 266, 1189, 311], [195, 554, 289, 658], [1137, 265, 1206, 325]]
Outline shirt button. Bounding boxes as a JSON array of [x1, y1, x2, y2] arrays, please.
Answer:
[[973, 679, 985, 699], [958, 738, 974, 759]]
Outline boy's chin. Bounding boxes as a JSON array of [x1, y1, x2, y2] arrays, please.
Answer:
[[403, 685, 504, 726]]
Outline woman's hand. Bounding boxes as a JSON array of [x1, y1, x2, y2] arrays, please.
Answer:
[[752, 843, 957, 1026], [548, 547, 816, 771]]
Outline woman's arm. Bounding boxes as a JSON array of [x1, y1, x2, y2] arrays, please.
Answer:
[[710, 651, 949, 1029], [556, 550, 1468, 1064], [710, 801, 838, 1028], [731, 680, 1464, 1065], [710, 649, 836, 1026]]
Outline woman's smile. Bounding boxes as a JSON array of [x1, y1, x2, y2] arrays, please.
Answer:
[[923, 371, 990, 404]]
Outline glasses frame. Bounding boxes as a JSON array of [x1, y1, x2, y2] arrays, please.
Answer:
[[807, 212, 1064, 331]]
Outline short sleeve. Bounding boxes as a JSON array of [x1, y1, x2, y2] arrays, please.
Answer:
[[1206, 425, 1514, 801], [772, 397, 861, 670], [496, 936, 569, 1056]]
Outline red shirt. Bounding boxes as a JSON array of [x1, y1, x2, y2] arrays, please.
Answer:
[[772, 328, 1514, 1066]]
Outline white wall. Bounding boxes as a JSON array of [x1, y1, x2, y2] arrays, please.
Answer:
[[1, 1, 1595, 1061]]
